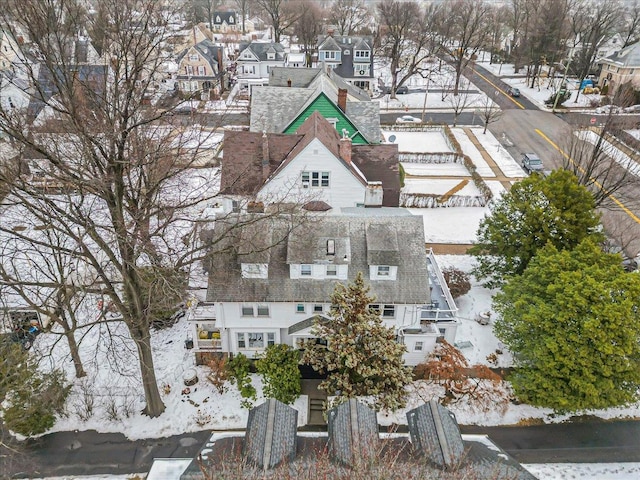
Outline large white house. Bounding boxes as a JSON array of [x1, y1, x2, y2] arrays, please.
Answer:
[[235, 41, 286, 90], [188, 213, 459, 366]]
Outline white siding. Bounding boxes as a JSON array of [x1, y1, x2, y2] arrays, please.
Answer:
[[215, 301, 454, 360], [290, 263, 348, 280], [257, 139, 366, 209]]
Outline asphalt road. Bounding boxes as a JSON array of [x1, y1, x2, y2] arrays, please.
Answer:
[[3, 419, 640, 478], [461, 420, 640, 463]]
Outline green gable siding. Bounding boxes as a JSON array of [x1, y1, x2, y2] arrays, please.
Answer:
[[283, 93, 369, 145]]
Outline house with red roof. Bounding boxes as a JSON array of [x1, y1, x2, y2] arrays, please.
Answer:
[[219, 112, 400, 213]]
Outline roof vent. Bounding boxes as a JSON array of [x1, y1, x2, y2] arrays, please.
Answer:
[[327, 239, 335, 256]]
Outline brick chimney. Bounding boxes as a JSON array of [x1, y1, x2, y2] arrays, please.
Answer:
[[337, 88, 347, 112], [327, 28, 334, 37], [287, 78, 292, 87], [262, 131, 270, 181], [339, 134, 352, 164]]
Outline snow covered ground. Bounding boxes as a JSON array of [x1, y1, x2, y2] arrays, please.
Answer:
[[15, 75, 640, 480]]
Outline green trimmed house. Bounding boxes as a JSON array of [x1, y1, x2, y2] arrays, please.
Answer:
[[249, 67, 381, 144]]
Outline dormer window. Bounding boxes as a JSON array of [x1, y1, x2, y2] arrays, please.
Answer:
[[241, 263, 268, 279], [370, 265, 397, 280], [300, 264, 312, 276], [355, 50, 370, 59], [267, 52, 275, 60]]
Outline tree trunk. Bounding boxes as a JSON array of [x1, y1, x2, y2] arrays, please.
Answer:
[[65, 330, 86, 378], [131, 328, 165, 417]]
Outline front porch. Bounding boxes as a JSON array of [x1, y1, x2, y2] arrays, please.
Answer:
[[187, 303, 223, 356]]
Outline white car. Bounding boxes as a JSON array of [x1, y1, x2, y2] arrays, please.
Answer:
[[595, 105, 621, 114], [623, 104, 640, 113], [396, 115, 422, 124]]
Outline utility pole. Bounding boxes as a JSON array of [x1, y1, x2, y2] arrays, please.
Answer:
[[552, 48, 574, 113]]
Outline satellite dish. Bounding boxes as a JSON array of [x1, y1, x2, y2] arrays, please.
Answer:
[[388, 134, 396, 143]]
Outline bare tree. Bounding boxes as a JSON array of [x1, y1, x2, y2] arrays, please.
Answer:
[[254, 0, 302, 43], [293, 1, 324, 67], [506, 0, 532, 72], [519, 0, 571, 89], [569, 0, 622, 103], [0, 0, 301, 418], [476, 95, 502, 134], [621, 0, 640, 48], [328, 0, 369, 36], [559, 113, 640, 212], [446, 78, 475, 127], [234, 0, 253, 34], [439, 0, 491, 95], [190, 0, 221, 31], [376, 0, 442, 99]]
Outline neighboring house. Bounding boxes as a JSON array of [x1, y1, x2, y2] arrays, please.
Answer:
[[220, 111, 399, 211], [285, 52, 306, 68], [176, 39, 227, 97], [170, 399, 537, 478], [0, 29, 23, 72], [28, 64, 109, 122], [235, 41, 286, 89], [188, 213, 459, 366], [171, 24, 214, 56], [250, 66, 381, 144], [212, 11, 239, 32], [317, 33, 374, 92], [594, 33, 624, 62], [598, 40, 640, 96]]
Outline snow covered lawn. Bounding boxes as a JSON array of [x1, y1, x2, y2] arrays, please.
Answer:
[[381, 130, 453, 152]]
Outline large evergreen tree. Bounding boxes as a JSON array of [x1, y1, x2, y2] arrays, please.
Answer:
[[470, 170, 603, 287], [494, 240, 640, 412], [301, 273, 412, 412]]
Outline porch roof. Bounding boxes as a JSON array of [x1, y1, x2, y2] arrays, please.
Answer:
[[288, 314, 329, 335]]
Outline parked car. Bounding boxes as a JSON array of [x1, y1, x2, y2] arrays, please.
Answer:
[[396, 115, 422, 124], [381, 85, 410, 95], [507, 87, 520, 97], [623, 104, 640, 113], [521, 152, 543, 174], [595, 104, 621, 114]]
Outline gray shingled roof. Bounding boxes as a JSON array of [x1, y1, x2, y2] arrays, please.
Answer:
[[244, 399, 298, 469], [176, 39, 222, 69], [345, 101, 382, 143], [366, 223, 400, 265], [600, 40, 640, 67], [249, 68, 379, 143], [406, 400, 465, 469], [204, 213, 429, 304], [327, 399, 379, 466], [268, 67, 323, 87], [239, 42, 285, 62], [250, 85, 313, 133]]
